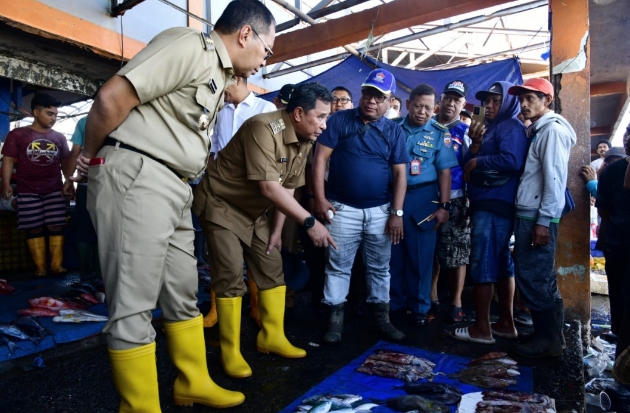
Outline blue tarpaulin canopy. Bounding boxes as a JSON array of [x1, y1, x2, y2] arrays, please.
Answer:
[[261, 56, 524, 114]]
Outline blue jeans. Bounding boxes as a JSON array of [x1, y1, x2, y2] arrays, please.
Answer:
[[323, 201, 392, 306], [513, 218, 560, 312], [469, 211, 514, 284]]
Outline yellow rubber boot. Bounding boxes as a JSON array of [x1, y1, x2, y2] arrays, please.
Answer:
[[108, 342, 161, 413], [203, 289, 218, 328], [216, 297, 252, 378], [48, 235, 67, 275], [163, 315, 244, 408], [26, 237, 47, 277], [247, 277, 262, 328], [256, 286, 306, 358]]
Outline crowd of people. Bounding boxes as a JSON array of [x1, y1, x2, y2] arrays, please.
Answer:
[[1, 0, 630, 410]]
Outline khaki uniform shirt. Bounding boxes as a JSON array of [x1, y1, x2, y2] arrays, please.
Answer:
[[111, 28, 235, 178], [194, 110, 311, 246]]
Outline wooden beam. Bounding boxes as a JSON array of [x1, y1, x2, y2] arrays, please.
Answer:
[[590, 81, 627, 97], [276, 0, 372, 32], [267, 0, 512, 64], [590, 126, 611, 136]]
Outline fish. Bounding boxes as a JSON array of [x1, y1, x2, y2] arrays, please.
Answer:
[[357, 362, 421, 383], [0, 279, 16, 294], [308, 401, 332, 413], [70, 282, 98, 294], [482, 390, 553, 407], [457, 364, 520, 379], [374, 395, 450, 413], [372, 349, 437, 368], [457, 375, 517, 389], [476, 400, 550, 413], [17, 307, 60, 317], [395, 382, 462, 404], [467, 352, 509, 366], [362, 359, 435, 381], [95, 291, 106, 303], [0, 323, 41, 344], [15, 317, 50, 338], [80, 293, 99, 304], [53, 309, 108, 323], [29, 297, 86, 311], [354, 403, 379, 411], [295, 405, 313, 411], [0, 334, 19, 355]]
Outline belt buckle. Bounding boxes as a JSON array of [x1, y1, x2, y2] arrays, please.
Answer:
[[181, 177, 189, 183]]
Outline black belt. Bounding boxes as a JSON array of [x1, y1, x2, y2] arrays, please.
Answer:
[[407, 181, 436, 192], [103, 138, 188, 183]]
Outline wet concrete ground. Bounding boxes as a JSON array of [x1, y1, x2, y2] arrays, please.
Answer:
[[0, 282, 587, 413]]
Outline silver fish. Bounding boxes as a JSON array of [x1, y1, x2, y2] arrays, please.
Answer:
[[309, 401, 332, 413], [355, 403, 379, 411], [0, 323, 41, 343], [0, 335, 19, 355]]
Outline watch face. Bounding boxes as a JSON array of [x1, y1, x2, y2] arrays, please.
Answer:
[[304, 216, 316, 228], [396, 209, 403, 217]]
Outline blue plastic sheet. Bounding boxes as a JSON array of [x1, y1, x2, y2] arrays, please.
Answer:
[[260, 56, 523, 115], [280, 341, 533, 413]]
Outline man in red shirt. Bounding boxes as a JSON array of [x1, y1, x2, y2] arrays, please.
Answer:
[[1, 94, 73, 277]]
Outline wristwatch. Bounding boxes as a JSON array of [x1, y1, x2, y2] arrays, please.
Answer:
[[390, 208, 404, 217], [303, 216, 316, 229], [438, 202, 452, 210]]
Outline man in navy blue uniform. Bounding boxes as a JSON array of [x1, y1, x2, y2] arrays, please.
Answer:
[[313, 68, 409, 344], [389, 84, 458, 327]]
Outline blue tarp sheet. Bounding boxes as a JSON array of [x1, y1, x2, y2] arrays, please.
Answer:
[[280, 341, 533, 413], [261, 56, 524, 114]]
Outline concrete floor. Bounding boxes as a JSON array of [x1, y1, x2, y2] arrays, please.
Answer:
[[0, 280, 588, 413]]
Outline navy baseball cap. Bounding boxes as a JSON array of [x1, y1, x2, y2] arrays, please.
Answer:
[[361, 69, 396, 95], [443, 80, 468, 97], [475, 82, 503, 102], [278, 84, 295, 104]]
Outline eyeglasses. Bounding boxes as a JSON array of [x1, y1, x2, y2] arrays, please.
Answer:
[[361, 89, 388, 103], [332, 97, 351, 104], [251, 27, 274, 61]]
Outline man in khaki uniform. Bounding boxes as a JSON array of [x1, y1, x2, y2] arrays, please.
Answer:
[[193, 83, 336, 380], [73, 1, 275, 410]]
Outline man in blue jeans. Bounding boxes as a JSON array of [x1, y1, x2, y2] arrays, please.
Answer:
[[313, 68, 409, 344], [451, 81, 528, 344], [509, 78, 576, 357]]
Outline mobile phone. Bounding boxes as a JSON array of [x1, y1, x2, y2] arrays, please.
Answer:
[[89, 158, 105, 166], [472, 105, 486, 124]]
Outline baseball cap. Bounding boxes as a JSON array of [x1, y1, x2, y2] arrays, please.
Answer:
[[604, 147, 627, 162], [443, 80, 468, 97], [508, 78, 554, 98], [460, 109, 472, 119], [475, 82, 503, 102], [278, 84, 295, 105], [361, 69, 396, 95]]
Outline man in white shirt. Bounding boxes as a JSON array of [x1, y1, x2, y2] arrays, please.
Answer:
[[210, 76, 276, 158]]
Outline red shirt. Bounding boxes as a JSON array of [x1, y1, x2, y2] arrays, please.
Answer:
[[1, 126, 69, 195]]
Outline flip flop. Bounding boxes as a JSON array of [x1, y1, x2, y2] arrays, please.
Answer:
[[490, 324, 518, 339], [514, 312, 533, 326], [450, 327, 496, 344]]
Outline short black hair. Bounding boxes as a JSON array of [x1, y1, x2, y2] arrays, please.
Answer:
[[409, 84, 437, 101], [286, 83, 332, 114], [596, 139, 611, 149], [214, 0, 275, 36], [331, 86, 352, 101], [391, 95, 402, 106], [531, 90, 555, 110], [31, 93, 61, 111]]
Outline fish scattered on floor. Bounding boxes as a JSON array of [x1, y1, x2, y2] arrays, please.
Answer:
[[0, 323, 42, 344], [308, 401, 332, 413], [452, 352, 520, 389], [476, 390, 555, 413], [354, 403, 378, 411], [372, 349, 437, 368], [466, 352, 509, 366], [70, 282, 98, 294], [17, 307, 60, 317], [29, 297, 87, 311], [357, 360, 422, 383], [394, 382, 462, 404], [94, 291, 106, 303], [296, 394, 373, 413], [482, 390, 553, 407], [80, 293, 99, 304], [53, 309, 108, 323], [0, 279, 16, 294], [15, 316, 51, 338], [357, 350, 437, 383], [373, 394, 450, 413], [456, 374, 517, 389], [0, 334, 19, 355], [458, 364, 520, 379]]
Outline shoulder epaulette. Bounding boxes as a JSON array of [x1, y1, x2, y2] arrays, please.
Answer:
[[199, 32, 215, 51], [432, 119, 448, 132], [269, 119, 286, 134]]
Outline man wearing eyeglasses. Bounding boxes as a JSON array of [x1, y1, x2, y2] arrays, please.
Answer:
[[313, 68, 409, 345], [331, 86, 354, 113], [72, 0, 275, 409], [389, 84, 458, 328]]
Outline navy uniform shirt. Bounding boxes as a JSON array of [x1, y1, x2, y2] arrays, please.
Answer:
[[395, 117, 458, 186]]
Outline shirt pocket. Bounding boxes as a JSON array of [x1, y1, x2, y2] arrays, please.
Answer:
[[412, 144, 435, 161]]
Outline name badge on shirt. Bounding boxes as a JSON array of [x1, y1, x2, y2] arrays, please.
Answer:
[[410, 159, 421, 175]]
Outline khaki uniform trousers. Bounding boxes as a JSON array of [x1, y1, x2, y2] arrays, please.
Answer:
[[201, 220, 284, 298], [87, 145, 199, 350]]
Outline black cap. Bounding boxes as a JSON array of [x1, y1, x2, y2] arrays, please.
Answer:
[[475, 82, 503, 102], [460, 109, 472, 119], [278, 84, 295, 105], [443, 80, 468, 97], [604, 147, 627, 162]]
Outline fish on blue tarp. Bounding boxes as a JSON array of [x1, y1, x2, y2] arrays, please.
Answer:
[[394, 382, 462, 405], [0, 323, 42, 344], [15, 316, 51, 338], [0, 335, 19, 356], [373, 394, 450, 413]]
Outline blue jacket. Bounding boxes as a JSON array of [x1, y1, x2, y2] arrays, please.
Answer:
[[464, 81, 528, 208]]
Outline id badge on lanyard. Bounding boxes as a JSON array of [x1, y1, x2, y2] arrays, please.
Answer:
[[410, 159, 421, 175]]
